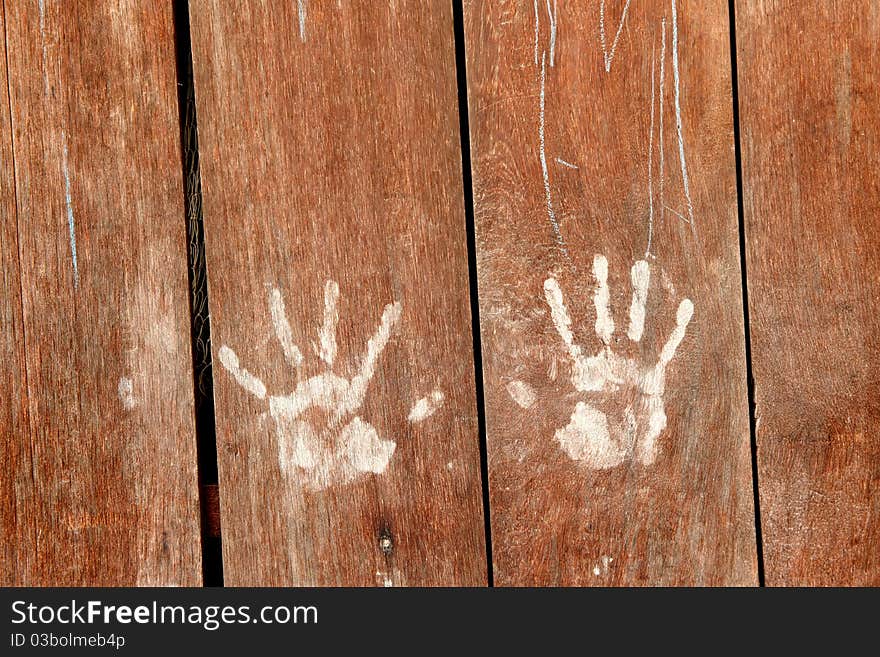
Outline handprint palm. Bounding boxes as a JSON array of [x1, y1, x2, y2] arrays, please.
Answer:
[[523, 255, 693, 468], [218, 280, 443, 490]]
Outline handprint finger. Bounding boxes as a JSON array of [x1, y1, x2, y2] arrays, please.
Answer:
[[626, 260, 651, 342], [657, 298, 694, 369], [269, 287, 304, 368], [543, 277, 583, 361], [315, 279, 339, 366], [349, 301, 403, 406], [592, 254, 615, 344], [218, 345, 267, 399]]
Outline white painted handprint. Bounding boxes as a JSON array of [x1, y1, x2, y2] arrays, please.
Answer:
[[218, 280, 444, 490], [509, 255, 693, 469]]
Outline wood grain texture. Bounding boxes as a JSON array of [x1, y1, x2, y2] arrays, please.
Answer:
[[0, 1, 202, 585], [189, 0, 487, 585], [464, 0, 757, 585], [737, 0, 880, 585]]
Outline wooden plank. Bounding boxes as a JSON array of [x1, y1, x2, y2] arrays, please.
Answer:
[[464, 0, 757, 584], [0, 1, 202, 585], [736, 1, 880, 585], [189, 1, 487, 585]]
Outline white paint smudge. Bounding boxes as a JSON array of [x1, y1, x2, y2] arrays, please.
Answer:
[[659, 19, 667, 225], [546, 0, 557, 67], [539, 258, 693, 468], [376, 571, 394, 587], [506, 380, 537, 409], [270, 288, 304, 368], [408, 390, 445, 423], [671, 0, 695, 227], [539, 52, 566, 255], [297, 0, 307, 42], [316, 279, 339, 366], [599, 0, 633, 73], [627, 260, 650, 342], [593, 555, 614, 576], [61, 131, 79, 288], [555, 157, 578, 169], [218, 345, 267, 399], [592, 255, 614, 344], [117, 377, 135, 410]]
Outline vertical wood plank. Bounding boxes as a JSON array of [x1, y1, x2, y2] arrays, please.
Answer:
[[737, 0, 880, 585], [0, 1, 202, 585], [464, 0, 757, 584], [189, 1, 487, 585]]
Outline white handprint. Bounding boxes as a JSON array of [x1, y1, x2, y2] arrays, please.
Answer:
[[218, 280, 444, 490], [509, 255, 693, 469]]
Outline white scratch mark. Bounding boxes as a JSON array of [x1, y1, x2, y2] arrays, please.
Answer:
[[61, 131, 79, 288], [546, 0, 557, 67], [408, 390, 445, 423], [218, 345, 267, 399], [664, 205, 691, 224], [533, 0, 540, 66], [659, 18, 667, 225], [269, 288, 304, 368], [592, 255, 614, 345], [117, 377, 135, 410], [599, 0, 633, 73], [555, 157, 578, 169], [316, 280, 339, 366], [539, 52, 566, 255], [297, 0, 307, 42], [627, 260, 650, 342], [646, 40, 656, 258], [671, 0, 695, 227], [506, 380, 537, 409]]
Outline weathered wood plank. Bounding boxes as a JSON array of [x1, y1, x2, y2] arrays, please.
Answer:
[[189, 0, 487, 585], [464, 0, 757, 584], [736, 0, 880, 585], [0, 1, 202, 585]]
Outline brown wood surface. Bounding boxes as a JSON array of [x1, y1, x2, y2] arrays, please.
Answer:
[[189, 0, 487, 585], [0, 1, 202, 585], [465, 0, 757, 584], [737, 0, 880, 585]]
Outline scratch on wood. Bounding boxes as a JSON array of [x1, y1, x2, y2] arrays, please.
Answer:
[[646, 40, 656, 258], [533, 0, 540, 66], [555, 157, 578, 169], [297, 0, 307, 42], [671, 0, 695, 228], [61, 131, 79, 288], [546, 0, 557, 67], [539, 52, 567, 255], [599, 0, 632, 73], [659, 18, 666, 225], [38, 0, 49, 92]]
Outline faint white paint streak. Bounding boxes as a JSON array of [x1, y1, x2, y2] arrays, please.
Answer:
[[555, 157, 578, 169], [539, 53, 567, 255], [627, 260, 650, 342], [659, 19, 667, 224], [61, 131, 79, 288], [546, 0, 557, 67], [316, 279, 339, 366], [38, 0, 49, 92], [671, 0, 695, 227], [599, 0, 633, 73], [665, 205, 690, 223], [533, 0, 540, 66], [269, 288, 304, 367], [541, 260, 694, 468], [118, 377, 135, 410], [646, 41, 656, 258], [506, 380, 537, 409], [592, 255, 614, 344], [218, 345, 267, 399], [297, 0, 307, 42], [408, 390, 445, 423]]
